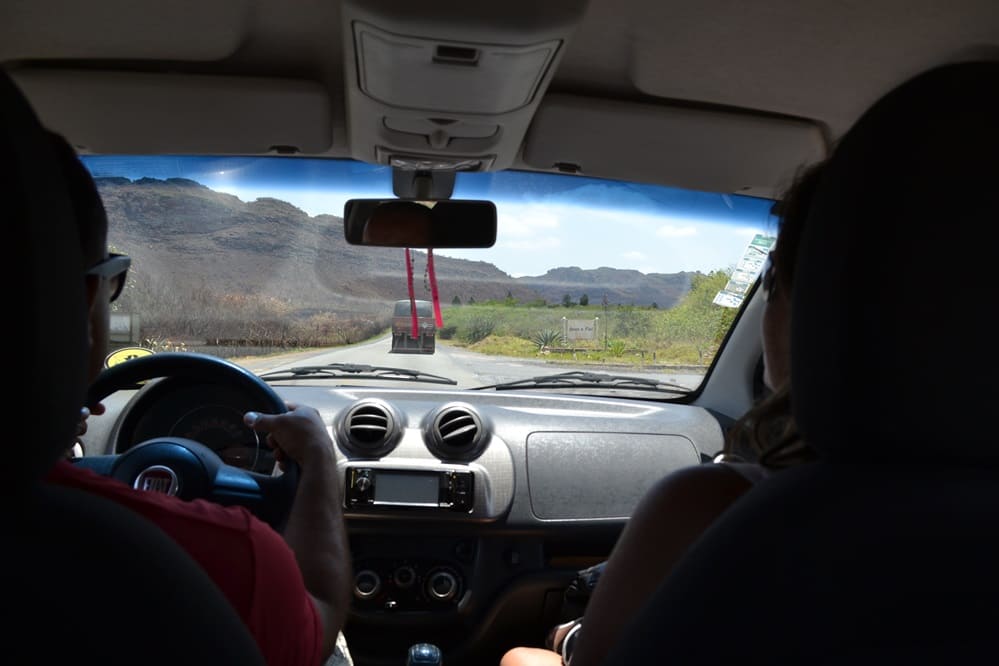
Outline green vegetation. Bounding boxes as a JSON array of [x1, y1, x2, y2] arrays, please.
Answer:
[[459, 315, 496, 344], [532, 328, 563, 351], [118, 279, 390, 350], [467, 335, 539, 357], [440, 270, 735, 367]]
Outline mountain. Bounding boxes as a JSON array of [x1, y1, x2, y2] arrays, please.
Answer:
[[97, 177, 692, 313], [515, 266, 692, 307]]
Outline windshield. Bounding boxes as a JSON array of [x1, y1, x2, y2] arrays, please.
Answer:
[[81, 156, 777, 396]]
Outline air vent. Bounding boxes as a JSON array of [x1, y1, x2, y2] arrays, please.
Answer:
[[337, 399, 402, 458], [425, 403, 487, 461]]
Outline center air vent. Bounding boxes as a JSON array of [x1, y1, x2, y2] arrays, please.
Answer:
[[337, 399, 402, 458], [424, 403, 487, 461]]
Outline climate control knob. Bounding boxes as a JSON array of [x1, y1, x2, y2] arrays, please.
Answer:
[[394, 565, 417, 589], [354, 569, 382, 600], [425, 569, 459, 602]]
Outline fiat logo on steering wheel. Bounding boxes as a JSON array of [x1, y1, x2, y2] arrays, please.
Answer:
[[134, 465, 180, 496]]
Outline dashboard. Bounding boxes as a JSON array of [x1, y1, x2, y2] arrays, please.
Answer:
[[83, 379, 726, 665]]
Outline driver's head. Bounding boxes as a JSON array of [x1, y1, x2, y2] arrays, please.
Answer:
[[49, 131, 128, 382]]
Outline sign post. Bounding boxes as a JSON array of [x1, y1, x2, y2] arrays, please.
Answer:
[[713, 233, 777, 308]]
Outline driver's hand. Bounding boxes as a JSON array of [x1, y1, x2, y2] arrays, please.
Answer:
[[69, 403, 106, 460], [243, 403, 334, 467], [76, 403, 106, 438]]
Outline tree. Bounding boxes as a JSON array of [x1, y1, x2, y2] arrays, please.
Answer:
[[579, 293, 589, 306], [452, 295, 462, 306], [562, 293, 573, 308], [468, 296, 476, 304], [658, 270, 734, 364]]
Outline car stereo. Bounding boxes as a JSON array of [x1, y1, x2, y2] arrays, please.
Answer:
[[345, 467, 473, 512]]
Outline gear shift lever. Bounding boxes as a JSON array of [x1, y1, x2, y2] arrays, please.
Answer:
[[406, 643, 442, 666]]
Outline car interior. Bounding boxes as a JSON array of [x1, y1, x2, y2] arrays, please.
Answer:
[[5, 68, 267, 666], [4, 1, 999, 664]]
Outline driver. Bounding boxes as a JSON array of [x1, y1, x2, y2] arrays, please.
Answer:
[[44, 130, 352, 666]]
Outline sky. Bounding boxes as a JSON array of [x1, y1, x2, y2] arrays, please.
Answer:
[[81, 155, 778, 278]]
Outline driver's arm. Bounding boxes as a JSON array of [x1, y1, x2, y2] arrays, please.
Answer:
[[245, 404, 352, 662]]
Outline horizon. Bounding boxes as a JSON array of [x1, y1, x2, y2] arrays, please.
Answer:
[[82, 156, 778, 279]]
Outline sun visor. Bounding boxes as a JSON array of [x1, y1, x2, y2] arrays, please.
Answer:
[[522, 94, 827, 194], [11, 69, 333, 154], [0, 0, 248, 61]]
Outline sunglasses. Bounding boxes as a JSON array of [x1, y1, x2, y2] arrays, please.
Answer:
[[85, 253, 131, 302]]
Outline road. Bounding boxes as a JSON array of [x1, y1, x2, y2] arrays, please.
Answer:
[[235, 334, 704, 392]]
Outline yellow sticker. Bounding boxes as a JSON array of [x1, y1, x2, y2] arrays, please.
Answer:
[[104, 346, 154, 369]]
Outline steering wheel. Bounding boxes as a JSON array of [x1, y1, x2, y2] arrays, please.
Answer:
[[75, 352, 299, 532]]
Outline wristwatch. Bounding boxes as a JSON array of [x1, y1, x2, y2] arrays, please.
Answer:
[[547, 618, 583, 666], [559, 621, 582, 665]]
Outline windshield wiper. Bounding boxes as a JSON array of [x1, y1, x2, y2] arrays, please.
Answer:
[[258, 363, 457, 385], [471, 371, 691, 394]]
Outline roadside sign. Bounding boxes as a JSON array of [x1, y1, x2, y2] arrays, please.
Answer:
[[104, 346, 154, 369], [713, 233, 776, 308], [563, 318, 598, 341], [109, 312, 141, 343]]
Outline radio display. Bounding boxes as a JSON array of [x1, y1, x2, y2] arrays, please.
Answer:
[[374, 471, 440, 506]]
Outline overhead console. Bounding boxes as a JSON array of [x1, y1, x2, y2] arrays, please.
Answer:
[[340, 0, 590, 171]]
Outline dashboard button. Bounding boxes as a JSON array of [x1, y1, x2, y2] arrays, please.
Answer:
[[426, 570, 458, 602], [354, 570, 382, 600]]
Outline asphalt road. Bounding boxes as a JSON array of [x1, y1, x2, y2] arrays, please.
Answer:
[[236, 334, 704, 393]]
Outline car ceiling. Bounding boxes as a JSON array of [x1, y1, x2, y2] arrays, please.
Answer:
[[1, 0, 997, 197]]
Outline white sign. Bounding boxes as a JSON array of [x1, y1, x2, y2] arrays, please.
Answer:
[[713, 233, 777, 309], [109, 312, 141, 343], [563, 318, 598, 341]]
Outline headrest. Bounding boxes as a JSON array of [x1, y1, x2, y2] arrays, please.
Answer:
[[791, 61, 999, 463], [1, 69, 88, 493]]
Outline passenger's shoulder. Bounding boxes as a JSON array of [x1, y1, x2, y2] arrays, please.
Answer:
[[649, 462, 757, 502], [716, 460, 771, 484], [667, 460, 759, 484]]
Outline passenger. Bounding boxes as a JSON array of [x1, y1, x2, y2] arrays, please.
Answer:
[[500, 159, 826, 666], [43, 130, 352, 666]]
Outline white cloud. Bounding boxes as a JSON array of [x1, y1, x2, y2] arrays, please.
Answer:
[[731, 223, 777, 238], [656, 224, 698, 238], [500, 237, 562, 251], [623, 250, 648, 261], [497, 205, 561, 238]]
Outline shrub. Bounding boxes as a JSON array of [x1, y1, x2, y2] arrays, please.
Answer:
[[460, 316, 495, 343], [532, 328, 563, 351]]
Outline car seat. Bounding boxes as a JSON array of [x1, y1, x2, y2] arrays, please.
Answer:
[[1, 69, 265, 665], [602, 61, 999, 665]]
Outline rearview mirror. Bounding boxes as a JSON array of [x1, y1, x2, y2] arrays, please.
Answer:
[[343, 199, 497, 248]]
